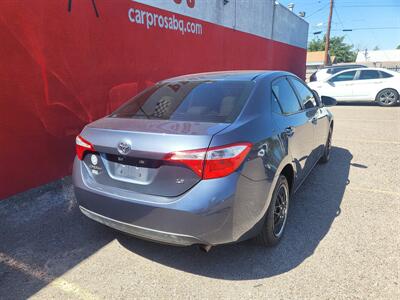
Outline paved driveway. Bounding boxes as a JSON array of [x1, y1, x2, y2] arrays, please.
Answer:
[[1, 103, 399, 299]]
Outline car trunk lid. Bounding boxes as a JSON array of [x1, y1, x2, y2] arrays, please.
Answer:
[[79, 117, 230, 197]]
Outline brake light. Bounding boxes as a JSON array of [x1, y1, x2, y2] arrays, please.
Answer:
[[204, 143, 252, 179], [76, 135, 95, 160], [164, 148, 206, 177], [165, 142, 252, 179]]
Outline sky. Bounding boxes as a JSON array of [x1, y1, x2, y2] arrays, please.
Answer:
[[277, 0, 400, 51]]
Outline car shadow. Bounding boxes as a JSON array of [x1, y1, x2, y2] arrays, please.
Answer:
[[336, 101, 377, 106], [0, 147, 353, 298], [117, 146, 353, 280], [0, 178, 115, 299]]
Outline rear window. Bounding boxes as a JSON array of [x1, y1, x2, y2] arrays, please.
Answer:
[[272, 78, 302, 114], [379, 71, 394, 78], [331, 67, 346, 74], [329, 65, 364, 75], [110, 81, 254, 123]]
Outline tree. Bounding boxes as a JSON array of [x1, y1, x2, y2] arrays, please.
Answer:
[[373, 46, 380, 50], [397, 44, 400, 49], [308, 35, 357, 63]]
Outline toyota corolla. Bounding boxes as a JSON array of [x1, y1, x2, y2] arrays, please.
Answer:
[[73, 71, 335, 249]]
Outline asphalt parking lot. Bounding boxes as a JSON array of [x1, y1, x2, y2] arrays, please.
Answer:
[[1, 103, 399, 300]]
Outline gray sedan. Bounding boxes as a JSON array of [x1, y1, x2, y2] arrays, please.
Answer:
[[73, 71, 335, 250]]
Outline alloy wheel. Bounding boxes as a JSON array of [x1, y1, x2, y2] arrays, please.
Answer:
[[273, 184, 289, 237], [379, 91, 396, 105]]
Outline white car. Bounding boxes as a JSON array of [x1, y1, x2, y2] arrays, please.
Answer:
[[309, 64, 366, 82], [308, 68, 400, 106]]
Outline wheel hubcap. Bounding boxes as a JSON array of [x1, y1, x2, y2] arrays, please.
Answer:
[[379, 91, 396, 105], [273, 184, 289, 237]]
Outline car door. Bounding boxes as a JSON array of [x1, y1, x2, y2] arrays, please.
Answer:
[[289, 76, 329, 160], [271, 77, 316, 185], [350, 70, 383, 100], [324, 70, 357, 100]]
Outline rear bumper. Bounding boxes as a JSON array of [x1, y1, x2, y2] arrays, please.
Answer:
[[74, 183, 235, 246], [73, 158, 273, 246], [79, 205, 201, 246]]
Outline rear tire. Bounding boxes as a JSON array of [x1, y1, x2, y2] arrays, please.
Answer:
[[319, 126, 333, 164], [255, 175, 289, 247], [376, 89, 399, 107]]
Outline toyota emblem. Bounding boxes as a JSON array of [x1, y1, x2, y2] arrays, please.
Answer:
[[117, 141, 131, 155]]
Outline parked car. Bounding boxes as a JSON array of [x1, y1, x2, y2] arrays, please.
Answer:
[[73, 71, 335, 250], [309, 64, 366, 82], [309, 68, 400, 107]]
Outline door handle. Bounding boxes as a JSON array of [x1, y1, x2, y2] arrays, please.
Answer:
[[311, 117, 318, 125], [284, 126, 295, 137]]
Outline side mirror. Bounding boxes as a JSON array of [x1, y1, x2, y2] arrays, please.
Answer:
[[321, 96, 337, 107]]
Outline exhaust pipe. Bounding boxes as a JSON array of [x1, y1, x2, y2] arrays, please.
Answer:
[[199, 244, 212, 253]]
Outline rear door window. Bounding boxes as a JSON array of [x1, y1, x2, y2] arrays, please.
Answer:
[[272, 78, 302, 114], [330, 71, 357, 82], [359, 70, 380, 80], [272, 92, 282, 114], [289, 77, 317, 109], [110, 81, 254, 123]]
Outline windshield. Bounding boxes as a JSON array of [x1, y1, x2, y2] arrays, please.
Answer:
[[110, 81, 254, 123]]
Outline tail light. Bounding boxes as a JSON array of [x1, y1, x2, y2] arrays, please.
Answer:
[[165, 142, 252, 179], [76, 135, 95, 160]]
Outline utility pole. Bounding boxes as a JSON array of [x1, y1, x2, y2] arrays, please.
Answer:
[[324, 0, 334, 66]]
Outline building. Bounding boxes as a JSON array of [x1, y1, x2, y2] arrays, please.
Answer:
[[306, 51, 335, 80], [356, 49, 400, 71], [306, 51, 336, 69], [0, 0, 308, 199]]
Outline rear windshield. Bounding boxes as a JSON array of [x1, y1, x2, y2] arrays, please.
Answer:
[[110, 81, 254, 123], [328, 65, 364, 75]]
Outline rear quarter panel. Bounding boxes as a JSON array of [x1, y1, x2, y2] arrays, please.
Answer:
[[208, 79, 295, 240]]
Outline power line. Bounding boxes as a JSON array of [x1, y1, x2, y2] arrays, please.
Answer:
[[338, 4, 400, 7], [309, 27, 400, 35], [333, 6, 344, 29], [333, 5, 356, 47], [305, 3, 330, 18], [332, 27, 400, 31]]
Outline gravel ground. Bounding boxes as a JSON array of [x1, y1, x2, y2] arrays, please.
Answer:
[[1, 103, 399, 300]]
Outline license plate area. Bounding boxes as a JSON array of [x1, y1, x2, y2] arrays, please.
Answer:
[[107, 161, 149, 184]]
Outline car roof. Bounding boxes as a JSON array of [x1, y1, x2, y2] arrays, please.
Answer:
[[335, 67, 394, 73], [352, 67, 395, 71], [323, 64, 366, 70], [326, 67, 398, 79], [161, 70, 291, 82]]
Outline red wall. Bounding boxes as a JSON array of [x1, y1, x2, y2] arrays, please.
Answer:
[[0, 0, 306, 199]]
